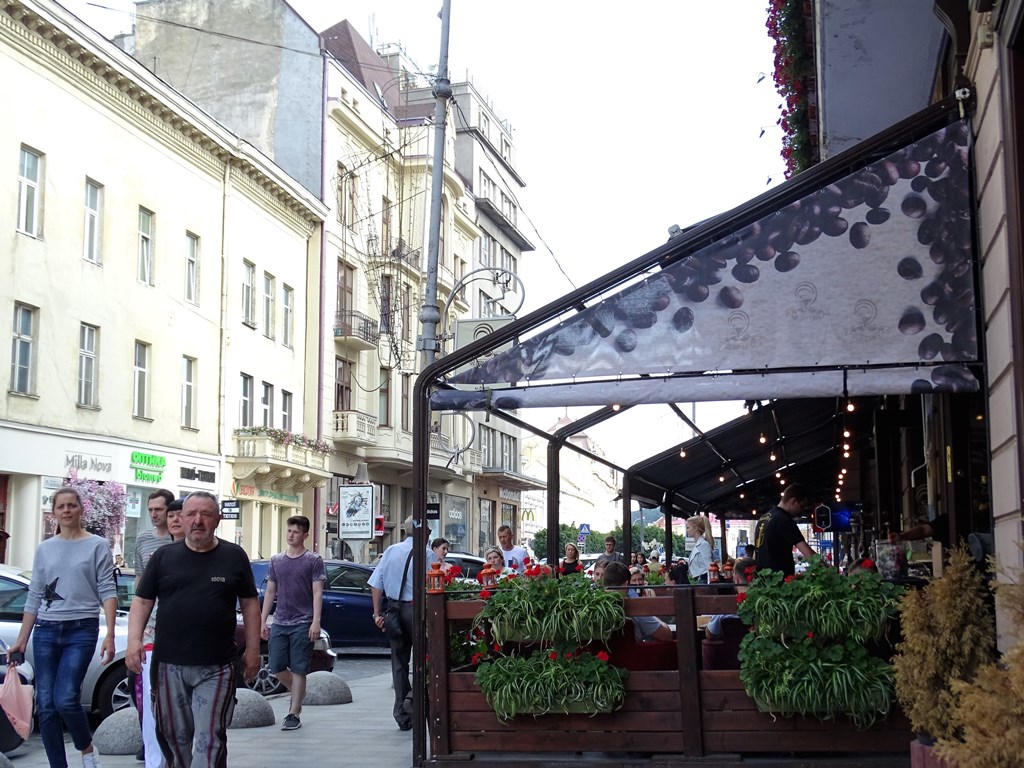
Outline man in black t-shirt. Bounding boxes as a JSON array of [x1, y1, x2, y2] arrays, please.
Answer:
[[754, 484, 816, 577], [128, 492, 259, 768]]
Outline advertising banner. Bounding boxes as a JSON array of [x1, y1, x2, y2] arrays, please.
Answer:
[[338, 485, 374, 539]]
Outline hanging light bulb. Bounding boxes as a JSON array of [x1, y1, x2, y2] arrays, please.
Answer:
[[846, 401, 855, 412], [739, 492, 745, 499], [838, 479, 843, 486], [719, 475, 725, 482], [779, 479, 786, 485], [769, 451, 777, 462], [843, 443, 850, 451], [611, 403, 621, 412], [841, 468, 847, 475], [759, 433, 767, 444], [843, 429, 851, 439], [775, 471, 781, 478], [843, 451, 850, 458], [679, 449, 686, 458]]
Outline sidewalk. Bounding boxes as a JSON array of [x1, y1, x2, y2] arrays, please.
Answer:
[[5, 672, 415, 768]]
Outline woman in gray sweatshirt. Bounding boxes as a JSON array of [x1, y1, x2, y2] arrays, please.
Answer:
[[8, 487, 117, 768]]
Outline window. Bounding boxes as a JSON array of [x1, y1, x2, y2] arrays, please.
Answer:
[[381, 196, 392, 251], [480, 232, 496, 269], [500, 136, 513, 163], [337, 261, 354, 313], [281, 390, 293, 432], [335, 358, 352, 411], [378, 368, 391, 427], [479, 425, 495, 468], [336, 163, 357, 227], [181, 356, 196, 428], [239, 373, 254, 426], [401, 373, 411, 431], [262, 272, 275, 338], [78, 323, 98, 407], [401, 283, 412, 342], [242, 261, 256, 326], [501, 432, 517, 471], [282, 285, 294, 347], [261, 381, 273, 427], [185, 233, 199, 304], [10, 303, 35, 394], [83, 180, 102, 263], [138, 208, 154, 284], [454, 258, 467, 302], [478, 112, 490, 140], [479, 171, 495, 202], [501, 193, 517, 225], [17, 147, 42, 237], [502, 248, 518, 276], [133, 341, 150, 418], [380, 275, 393, 333]]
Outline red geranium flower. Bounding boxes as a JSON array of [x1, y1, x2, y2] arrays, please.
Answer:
[[449, 564, 462, 578], [806, 632, 814, 639], [784, 575, 796, 583], [565, 652, 573, 659], [479, 590, 492, 600], [549, 652, 558, 660], [492, 642, 501, 652], [471, 652, 483, 665], [735, 592, 748, 605], [596, 650, 610, 662], [861, 559, 875, 570]]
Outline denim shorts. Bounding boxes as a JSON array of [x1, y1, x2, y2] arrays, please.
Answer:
[[268, 622, 314, 675]]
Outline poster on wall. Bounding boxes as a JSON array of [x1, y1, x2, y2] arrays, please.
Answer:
[[338, 484, 374, 539]]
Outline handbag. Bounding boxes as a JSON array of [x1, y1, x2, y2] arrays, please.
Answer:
[[384, 550, 414, 641], [0, 669, 34, 740]]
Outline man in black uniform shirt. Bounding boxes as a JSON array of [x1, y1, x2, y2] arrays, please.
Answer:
[[128, 492, 260, 768], [754, 483, 816, 577]]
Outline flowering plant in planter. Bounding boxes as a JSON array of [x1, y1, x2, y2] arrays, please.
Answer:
[[63, 469, 127, 540], [475, 648, 627, 721], [737, 557, 904, 727], [233, 426, 333, 455], [765, 0, 815, 176]]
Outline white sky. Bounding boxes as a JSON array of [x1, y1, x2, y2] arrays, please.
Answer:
[[65, 0, 783, 466]]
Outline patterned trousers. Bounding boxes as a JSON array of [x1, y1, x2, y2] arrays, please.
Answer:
[[154, 661, 236, 768]]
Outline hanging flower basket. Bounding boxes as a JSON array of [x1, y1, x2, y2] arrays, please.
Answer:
[[63, 468, 127, 540]]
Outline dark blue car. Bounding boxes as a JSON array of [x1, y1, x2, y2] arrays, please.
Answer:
[[251, 559, 386, 648]]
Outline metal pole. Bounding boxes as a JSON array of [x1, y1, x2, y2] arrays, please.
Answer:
[[417, 0, 452, 367]]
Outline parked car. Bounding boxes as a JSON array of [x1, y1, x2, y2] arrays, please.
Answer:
[[251, 559, 386, 649], [0, 563, 131, 717], [443, 552, 486, 580]]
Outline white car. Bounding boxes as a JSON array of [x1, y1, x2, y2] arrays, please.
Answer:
[[0, 564, 132, 717]]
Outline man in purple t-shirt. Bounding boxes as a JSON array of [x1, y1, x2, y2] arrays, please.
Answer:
[[260, 515, 326, 731]]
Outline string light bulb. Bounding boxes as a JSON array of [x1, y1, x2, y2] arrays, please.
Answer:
[[775, 471, 781, 478], [843, 451, 850, 458], [843, 443, 850, 451], [611, 403, 621, 412], [843, 429, 850, 439], [759, 433, 767, 444], [769, 451, 777, 461], [846, 401, 855, 412], [679, 449, 687, 458], [841, 468, 847, 475]]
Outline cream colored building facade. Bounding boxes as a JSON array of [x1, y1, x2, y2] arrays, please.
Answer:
[[0, 0, 327, 563]]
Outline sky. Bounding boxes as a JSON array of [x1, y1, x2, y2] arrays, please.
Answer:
[[64, 0, 785, 466]]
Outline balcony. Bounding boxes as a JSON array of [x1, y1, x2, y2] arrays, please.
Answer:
[[474, 196, 535, 252], [430, 432, 451, 455], [334, 310, 380, 351], [461, 447, 483, 474], [332, 410, 378, 446], [228, 432, 331, 492]]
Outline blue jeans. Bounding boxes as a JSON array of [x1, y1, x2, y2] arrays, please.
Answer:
[[33, 617, 98, 768]]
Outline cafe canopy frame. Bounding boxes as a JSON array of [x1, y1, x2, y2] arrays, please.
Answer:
[[408, 94, 982, 761]]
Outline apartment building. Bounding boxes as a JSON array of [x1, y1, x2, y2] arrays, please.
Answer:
[[0, 0, 326, 563]]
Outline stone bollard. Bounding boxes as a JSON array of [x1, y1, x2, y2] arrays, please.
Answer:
[[91, 707, 142, 755], [303, 671, 352, 705], [228, 687, 276, 728]]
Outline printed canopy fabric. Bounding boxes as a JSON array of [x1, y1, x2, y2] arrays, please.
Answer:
[[438, 119, 979, 411]]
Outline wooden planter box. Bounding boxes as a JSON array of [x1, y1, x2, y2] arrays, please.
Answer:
[[426, 589, 912, 766]]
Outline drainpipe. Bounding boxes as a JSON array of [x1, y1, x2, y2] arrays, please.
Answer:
[[217, 156, 233, 492], [313, 43, 328, 554]]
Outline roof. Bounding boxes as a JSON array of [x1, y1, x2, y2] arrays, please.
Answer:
[[321, 20, 396, 111]]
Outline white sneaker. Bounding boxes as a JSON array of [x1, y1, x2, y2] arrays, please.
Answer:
[[82, 749, 101, 768]]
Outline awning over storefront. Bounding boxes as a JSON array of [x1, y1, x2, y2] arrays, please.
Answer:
[[430, 97, 981, 414]]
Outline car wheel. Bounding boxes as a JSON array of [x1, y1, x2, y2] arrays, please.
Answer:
[[97, 663, 132, 719], [245, 645, 286, 697]]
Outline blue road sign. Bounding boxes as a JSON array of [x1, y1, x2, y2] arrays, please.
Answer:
[[579, 524, 591, 535]]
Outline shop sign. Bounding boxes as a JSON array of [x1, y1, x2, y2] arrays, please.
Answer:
[[221, 498, 240, 520], [130, 451, 166, 484], [180, 465, 216, 484], [499, 487, 521, 502], [231, 480, 299, 505], [64, 451, 113, 478]]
